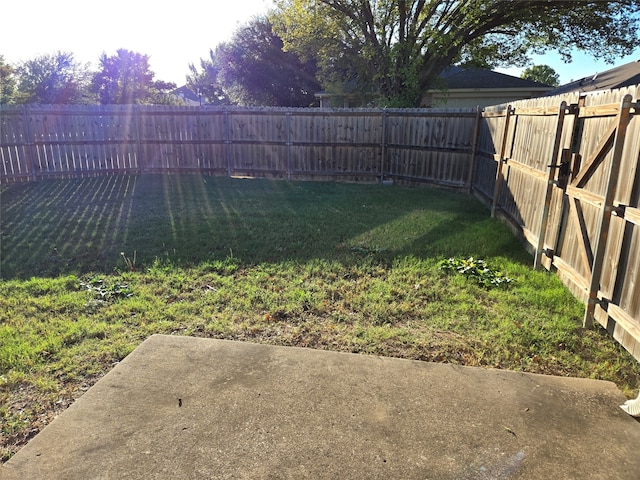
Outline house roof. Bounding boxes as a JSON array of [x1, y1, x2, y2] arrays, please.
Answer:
[[173, 86, 201, 104], [313, 66, 553, 106], [546, 59, 640, 96], [438, 66, 552, 90]]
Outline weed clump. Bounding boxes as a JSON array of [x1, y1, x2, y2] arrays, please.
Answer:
[[439, 257, 512, 288], [80, 277, 133, 302]]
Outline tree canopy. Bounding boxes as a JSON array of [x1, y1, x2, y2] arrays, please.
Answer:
[[271, 0, 640, 106], [12, 51, 92, 104], [0, 56, 17, 104], [189, 17, 321, 106], [186, 48, 230, 106], [521, 65, 560, 87], [4, 50, 181, 105], [91, 49, 177, 104]]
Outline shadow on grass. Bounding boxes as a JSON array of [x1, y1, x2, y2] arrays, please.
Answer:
[[0, 174, 531, 279]]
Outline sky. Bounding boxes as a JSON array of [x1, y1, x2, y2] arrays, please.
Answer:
[[496, 49, 640, 85], [2, 0, 639, 87], [1, 0, 273, 86]]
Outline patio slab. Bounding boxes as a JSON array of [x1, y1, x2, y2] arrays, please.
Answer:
[[3, 334, 640, 479]]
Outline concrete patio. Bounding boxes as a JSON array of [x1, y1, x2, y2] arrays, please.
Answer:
[[3, 334, 640, 479]]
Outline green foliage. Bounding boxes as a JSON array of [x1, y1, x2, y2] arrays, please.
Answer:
[[192, 16, 321, 107], [91, 49, 176, 105], [186, 48, 230, 105], [0, 56, 17, 104], [521, 64, 561, 87], [271, 0, 640, 106], [439, 257, 512, 289], [5, 48, 178, 106], [13, 51, 94, 104], [271, 0, 382, 104], [79, 277, 133, 302]]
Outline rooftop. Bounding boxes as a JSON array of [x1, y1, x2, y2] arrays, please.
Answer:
[[438, 66, 552, 90], [547, 59, 640, 96]]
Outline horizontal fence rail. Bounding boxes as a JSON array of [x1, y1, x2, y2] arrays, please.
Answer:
[[0, 105, 477, 187], [2, 88, 640, 365]]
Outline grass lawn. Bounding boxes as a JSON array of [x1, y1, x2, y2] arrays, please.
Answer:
[[1, 174, 639, 461]]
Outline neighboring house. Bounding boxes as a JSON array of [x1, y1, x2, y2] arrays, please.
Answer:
[[545, 59, 640, 96], [420, 66, 552, 108], [172, 86, 202, 106], [314, 67, 553, 108]]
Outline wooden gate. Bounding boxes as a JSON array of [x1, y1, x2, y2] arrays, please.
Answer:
[[484, 88, 640, 359]]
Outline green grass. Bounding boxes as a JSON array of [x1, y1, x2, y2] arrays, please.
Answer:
[[1, 174, 639, 461]]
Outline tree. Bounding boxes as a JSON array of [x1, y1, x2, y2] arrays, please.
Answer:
[[13, 51, 92, 104], [0, 56, 17, 104], [521, 65, 560, 87], [147, 79, 184, 106], [186, 48, 230, 105], [215, 16, 321, 106], [271, 0, 640, 106], [91, 49, 176, 104]]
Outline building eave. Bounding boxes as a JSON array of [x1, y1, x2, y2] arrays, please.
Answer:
[[426, 87, 552, 94]]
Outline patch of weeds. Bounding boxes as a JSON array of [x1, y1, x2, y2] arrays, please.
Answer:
[[439, 257, 512, 289], [80, 277, 134, 306]]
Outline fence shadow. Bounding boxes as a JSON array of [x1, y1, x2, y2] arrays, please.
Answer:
[[0, 174, 528, 280], [1, 175, 139, 278]]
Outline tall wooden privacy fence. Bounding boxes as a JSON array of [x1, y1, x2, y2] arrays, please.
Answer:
[[476, 84, 640, 361], [2, 90, 640, 364], [0, 105, 477, 186]]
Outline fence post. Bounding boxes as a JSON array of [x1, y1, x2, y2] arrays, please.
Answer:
[[534, 101, 568, 270], [134, 106, 144, 174], [224, 109, 232, 178], [491, 105, 513, 217], [583, 94, 633, 328], [467, 105, 482, 193], [380, 109, 387, 183], [286, 112, 292, 181], [22, 104, 38, 181]]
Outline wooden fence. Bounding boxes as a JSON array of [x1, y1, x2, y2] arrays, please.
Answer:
[[475, 84, 640, 361], [2, 93, 640, 363], [0, 105, 477, 186]]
